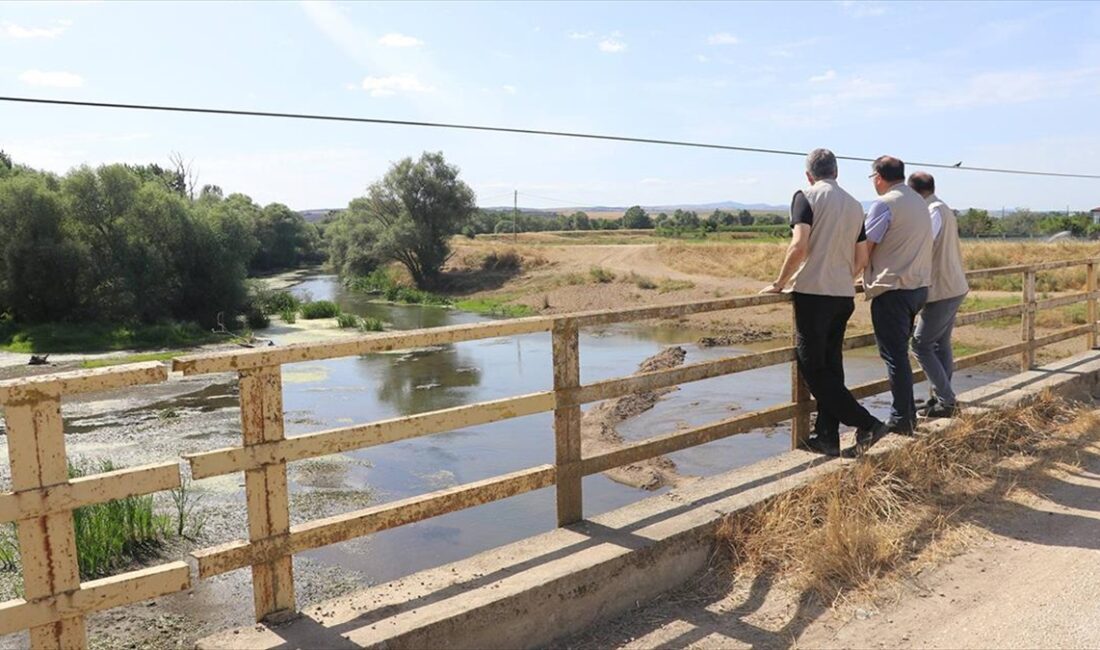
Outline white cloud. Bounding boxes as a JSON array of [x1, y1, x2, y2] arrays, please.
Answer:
[[696, 54, 709, 63], [19, 69, 84, 88], [377, 32, 422, 47], [502, 85, 517, 94], [599, 38, 626, 53], [708, 32, 740, 45], [568, 30, 594, 40], [358, 74, 434, 97], [810, 69, 837, 82], [840, 1, 887, 18], [769, 37, 821, 58], [2, 20, 71, 39]]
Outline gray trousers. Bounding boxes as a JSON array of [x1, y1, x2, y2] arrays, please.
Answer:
[[912, 294, 966, 406]]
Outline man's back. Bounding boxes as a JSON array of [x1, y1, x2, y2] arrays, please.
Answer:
[[791, 179, 865, 297], [927, 195, 968, 302], [864, 183, 933, 298]]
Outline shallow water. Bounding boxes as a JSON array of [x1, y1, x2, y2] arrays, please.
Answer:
[[267, 276, 1006, 582]]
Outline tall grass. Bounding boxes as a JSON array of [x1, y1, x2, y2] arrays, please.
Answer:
[[0, 524, 17, 572], [69, 460, 172, 578], [299, 300, 341, 319], [717, 393, 1096, 601]]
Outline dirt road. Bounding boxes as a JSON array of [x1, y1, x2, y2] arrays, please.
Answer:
[[557, 436, 1100, 650]]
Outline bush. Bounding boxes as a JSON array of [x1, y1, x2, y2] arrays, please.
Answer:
[[246, 307, 270, 330], [481, 249, 522, 272], [336, 313, 360, 328], [280, 307, 297, 324], [589, 266, 616, 283], [629, 272, 657, 289], [300, 300, 341, 319], [69, 460, 171, 578], [360, 316, 384, 332], [261, 290, 301, 314]]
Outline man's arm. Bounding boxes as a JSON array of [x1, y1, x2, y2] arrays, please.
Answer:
[[760, 223, 810, 293], [855, 240, 870, 277], [862, 201, 890, 263]]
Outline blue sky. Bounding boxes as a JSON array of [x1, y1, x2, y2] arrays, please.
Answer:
[[2, 1, 1099, 211]]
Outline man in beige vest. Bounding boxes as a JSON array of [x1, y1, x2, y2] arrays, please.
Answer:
[[908, 172, 968, 418], [761, 148, 888, 456], [864, 156, 933, 435]]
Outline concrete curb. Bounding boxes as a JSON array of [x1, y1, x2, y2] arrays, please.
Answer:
[[199, 351, 1100, 650]]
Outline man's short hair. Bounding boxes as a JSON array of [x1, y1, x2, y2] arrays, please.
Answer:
[[805, 148, 838, 180], [872, 155, 905, 182], [907, 172, 935, 195]]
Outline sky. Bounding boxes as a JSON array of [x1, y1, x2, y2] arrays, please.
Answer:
[[2, 0, 1099, 212]]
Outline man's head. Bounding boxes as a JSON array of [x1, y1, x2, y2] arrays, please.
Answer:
[[805, 148, 838, 184], [907, 171, 935, 198], [870, 155, 905, 195]]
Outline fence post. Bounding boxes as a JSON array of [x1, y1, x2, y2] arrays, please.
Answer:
[[552, 318, 583, 526], [1022, 269, 1037, 370], [5, 391, 86, 649], [1088, 261, 1097, 350], [239, 364, 296, 621], [790, 305, 811, 449]]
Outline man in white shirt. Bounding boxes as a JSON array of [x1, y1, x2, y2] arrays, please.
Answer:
[[908, 172, 968, 418]]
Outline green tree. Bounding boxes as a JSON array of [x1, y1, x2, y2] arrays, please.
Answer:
[[737, 209, 753, 226], [957, 208, 994, 237], [622, 205, 653, 229], [339, 152, 476, 288], [250, 203, 319, 271]]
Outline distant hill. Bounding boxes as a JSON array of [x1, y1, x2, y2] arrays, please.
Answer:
[[298, 209, 343, 223], [480, 200, 788, 218]]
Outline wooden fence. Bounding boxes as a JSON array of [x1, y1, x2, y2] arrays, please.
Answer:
[[0, 258, 1097, 646]]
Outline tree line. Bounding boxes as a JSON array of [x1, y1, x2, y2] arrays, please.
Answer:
[[0, 151, 323, 327]]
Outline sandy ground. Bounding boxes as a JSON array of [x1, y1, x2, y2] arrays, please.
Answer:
[[554, 430, 1100, 650]]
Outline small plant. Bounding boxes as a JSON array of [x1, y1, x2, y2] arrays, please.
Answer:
[[360, 316, 384, 332], [630, 272, 657, 290], [0, 524, 17, 572], [658, 278, 696, 293], [336, 313, 360, 328], [300, 300, 341, 319], [69, 460, 172, 578], [280, 307, 297, 324], [169, 475, 207, 540], [589, 266, 616, 283], [260, 290, 301, 314], [481, 249, 522, 272], [158, 408, 179, 420]]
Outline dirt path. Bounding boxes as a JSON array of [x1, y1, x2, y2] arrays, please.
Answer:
[[555, 436, 1100, 650]]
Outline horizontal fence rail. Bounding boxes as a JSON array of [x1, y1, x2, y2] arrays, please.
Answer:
[[0, 259, 1097, 647]]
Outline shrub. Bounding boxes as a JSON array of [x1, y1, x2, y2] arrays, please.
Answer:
[[261, 290, 301, 314], [481, 249, 522, 272], [360, 316, 384, 332], [336, 313, 360, 328], [280, 307, 297, 324], [589, 266, 616, 283], [300, 300, 341, 319], [245, 307, 270, 330], [629, 272, 657, 290], [69, 460, 171, 578]]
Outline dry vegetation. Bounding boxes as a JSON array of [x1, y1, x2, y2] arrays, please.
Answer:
[[717, 393, 1100, 605], [659, 240, 1100, 291]]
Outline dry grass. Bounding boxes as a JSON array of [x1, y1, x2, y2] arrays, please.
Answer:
[[717, 393, 1100, 603], [659, 240, 1099, 292]]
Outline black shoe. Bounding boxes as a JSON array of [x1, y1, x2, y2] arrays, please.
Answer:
[[847, 421, 890, 457], [925, 402, 960, 419], [803, 435, 840, 457], [916, 398, 936, 417], [885, 418, 916, 436]]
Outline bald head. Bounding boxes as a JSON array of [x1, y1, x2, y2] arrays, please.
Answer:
[[907, 172, 935, 197]]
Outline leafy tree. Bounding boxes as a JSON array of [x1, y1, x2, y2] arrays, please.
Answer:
[[754, 213, 785, 225], [336, 152, 476, 288], [250, 203, 320, 271], [957, 208, 994, 237], [737, 209, 753, 226], [568, 211, 591, 230], [622, 205, 653, 229], [672, 209, 699, 229]]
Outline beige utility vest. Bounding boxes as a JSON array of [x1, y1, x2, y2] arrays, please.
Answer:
[[790, 179, 865, 297], [927, 194, 969, 302], [864, 183, 933, 299]]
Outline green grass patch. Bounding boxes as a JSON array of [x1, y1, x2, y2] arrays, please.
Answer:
[[336, 313, 360, 328], [300, 300, 341, 319], [658, 278, 696, 293], [589, 266, 616, 283], [454, 298, 535, 318], [69, 459, 172, 578], [81, 351, 178, 369], [0, 321, 218, 354], [360, 316, 385, 332]]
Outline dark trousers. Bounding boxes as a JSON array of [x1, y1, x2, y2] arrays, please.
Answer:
[[792, 292, 879, 442], [870, 287, 929, 430]]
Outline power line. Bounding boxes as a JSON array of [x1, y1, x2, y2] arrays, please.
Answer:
[[2, 95, 1099, 180]]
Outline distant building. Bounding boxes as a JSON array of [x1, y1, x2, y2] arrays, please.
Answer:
[[1092, 207, 1100, 225]]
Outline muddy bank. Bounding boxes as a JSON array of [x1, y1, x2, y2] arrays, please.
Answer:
[[582, 346, 690, 490]]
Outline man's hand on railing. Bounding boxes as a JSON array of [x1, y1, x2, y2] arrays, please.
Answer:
[[759, 283, 784, 294]]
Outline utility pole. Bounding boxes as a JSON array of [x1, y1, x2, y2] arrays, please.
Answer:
[[513, 190, 518, 242]]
